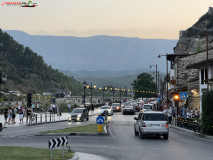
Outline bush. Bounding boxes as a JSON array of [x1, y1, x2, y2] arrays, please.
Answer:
[[202, 91, 213, 135]]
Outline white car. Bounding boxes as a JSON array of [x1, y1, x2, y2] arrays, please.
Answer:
[[99, 106, 113, 116]]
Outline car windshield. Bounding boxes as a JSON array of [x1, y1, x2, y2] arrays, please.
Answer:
[[124, 102, 131, 106], [144, 114, 167, 121], [101, 106, 110, 109], [71, 109, 83, 113], [143, 105, 152, 109], [112, 103, 120, 106]]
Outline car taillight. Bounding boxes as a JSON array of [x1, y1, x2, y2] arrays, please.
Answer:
[[142, 123, 146, 127], [166, 123, 169, 128], [123, 109, 126, 111]]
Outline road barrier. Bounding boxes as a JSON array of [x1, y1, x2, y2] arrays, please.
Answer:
[[29, 112, 58, 124]]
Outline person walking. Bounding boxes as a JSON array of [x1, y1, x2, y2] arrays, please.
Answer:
[[4, 107, 8, 125], [8, 107, 12, 124], [67, 103, 71, 113], [12, 106, 17, 124], [19, 107, 24, 124], [36, 102, 40, 112]]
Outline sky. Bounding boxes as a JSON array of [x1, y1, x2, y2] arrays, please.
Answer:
[[0, 0, 213, 39]]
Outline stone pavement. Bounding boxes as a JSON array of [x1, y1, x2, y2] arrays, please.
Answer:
[[0, 108, 100, 128]]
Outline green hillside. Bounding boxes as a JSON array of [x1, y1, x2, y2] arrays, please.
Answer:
[[0, 29, 82, 95]]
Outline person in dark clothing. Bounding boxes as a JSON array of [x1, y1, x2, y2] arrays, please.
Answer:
[[4, 107, 8, 125], [91, 104, 94, 111]]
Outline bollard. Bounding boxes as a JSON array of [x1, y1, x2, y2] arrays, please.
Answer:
[[98, 124, 102, 132], [45, 113, 47, 122], [50, 113, 51, 122], [40, 113, 42, 123], [35, 114, 37, 123]]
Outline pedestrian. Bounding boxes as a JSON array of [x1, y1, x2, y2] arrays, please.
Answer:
[[12, 106, 17, 124], [167, 107, 172, 124], [32, 103, 35, 112], [17, 104, 21, 113], [91, 104, 94, 111], [36, 102, 40, 111], [19, 107, 24, 124], [195, 108, 199, 117], [67, 103, 71, 113], [4, 107, 8, 125], [8, 107, 12, 124], [187, 110, 191, 119], [74, 103, 77, 108]]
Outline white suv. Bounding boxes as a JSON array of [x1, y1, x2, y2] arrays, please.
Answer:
[[134, 111, 169, 139]]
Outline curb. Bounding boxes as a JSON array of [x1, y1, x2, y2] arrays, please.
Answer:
[[170, 125, 213, 141], [36, 123, 110, 136], [69, 152, 79, 160]]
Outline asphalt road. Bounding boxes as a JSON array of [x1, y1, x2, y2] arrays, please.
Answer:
[[0, 112, 213, 160]]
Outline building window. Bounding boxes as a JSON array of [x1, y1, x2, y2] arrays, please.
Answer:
[[201, 68, 207, 84]]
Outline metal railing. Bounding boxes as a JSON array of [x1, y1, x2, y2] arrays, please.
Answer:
[[174, 117, 202, 134], [28, 113, 58, 124]]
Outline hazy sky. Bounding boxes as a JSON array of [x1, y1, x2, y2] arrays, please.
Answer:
[[1, 0, 212, 39]]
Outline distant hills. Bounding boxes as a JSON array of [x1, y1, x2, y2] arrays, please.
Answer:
[[0, 29, 82, 94], [4, 30, 177, 72]]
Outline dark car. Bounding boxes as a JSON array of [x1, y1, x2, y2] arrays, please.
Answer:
[[68, 108, 89, 122], [123, 106, 135, 115], [111, 103, 121, 112]]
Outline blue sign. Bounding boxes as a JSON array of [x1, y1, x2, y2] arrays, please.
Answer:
[[157, 97, 161, 102], [96, 116, 104, 124], [180, 92, 187, 100]]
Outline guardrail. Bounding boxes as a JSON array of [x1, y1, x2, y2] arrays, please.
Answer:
[[29, 112, 60, 124], [174, 117, 202, 134]]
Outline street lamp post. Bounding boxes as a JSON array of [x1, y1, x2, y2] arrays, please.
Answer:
[[110, 88, 115, 102], [87, 83, 96, 106], [150, 64, 158, 96], [158, 54, 169, 108], [82, 81, 87, 105]]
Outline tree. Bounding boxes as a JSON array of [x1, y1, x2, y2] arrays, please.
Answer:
[[132, 73, 156, 98]]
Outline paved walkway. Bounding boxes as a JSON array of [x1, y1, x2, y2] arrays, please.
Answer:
[[0, 108, 100, 128]]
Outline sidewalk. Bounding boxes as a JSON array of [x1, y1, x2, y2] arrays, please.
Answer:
[[70, 152, 110, 160], [170, 121, 213, 141], [0, 108, 100, 128]]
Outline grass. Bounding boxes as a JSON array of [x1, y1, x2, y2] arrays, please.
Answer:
[[42, 123, 106, 133], [0, 146, 74, 160]]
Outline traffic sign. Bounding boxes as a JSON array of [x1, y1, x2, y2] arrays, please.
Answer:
[[49, 136, 68, 149], [96, 116, 104, 124], [180, 92, 187, 100]]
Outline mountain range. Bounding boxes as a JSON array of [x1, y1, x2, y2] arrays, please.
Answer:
[[4, 30, 177, 73]]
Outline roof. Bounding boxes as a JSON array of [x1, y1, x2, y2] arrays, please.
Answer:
[[186, 59, 213, 69]]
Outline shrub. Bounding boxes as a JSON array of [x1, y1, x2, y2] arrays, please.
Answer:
[[202, 91, 213, 135]]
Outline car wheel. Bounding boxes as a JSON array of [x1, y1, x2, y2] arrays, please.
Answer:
[[134, 125, 139, 136], [163, 134, 169, 140], [87, 117, 89, 121], [81, 117, 83, 122], [139, 128, 145, 139]]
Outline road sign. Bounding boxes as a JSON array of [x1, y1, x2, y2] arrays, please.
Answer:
[[49, 136, 68, 149], [180, 92, 187, 100], [49, 136, 68, 160], [96, 116, 104, 124], [157, 97, 161, 102]]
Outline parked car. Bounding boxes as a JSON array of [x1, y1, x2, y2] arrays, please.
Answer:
[[100, 106, 113, 116], [68, 108, 89, 122], [111, 103, 121, 112], [134, 111, 169, 139], [123, 106, 135, 115]]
